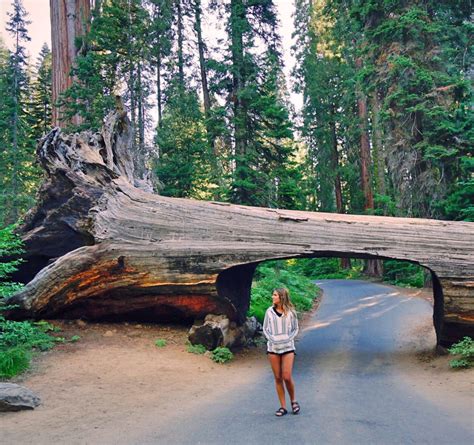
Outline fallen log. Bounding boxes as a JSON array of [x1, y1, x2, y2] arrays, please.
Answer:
[[6, 110, 474, 346]]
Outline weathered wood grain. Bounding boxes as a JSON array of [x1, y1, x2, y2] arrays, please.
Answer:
[[7, 111, 474, 346], [50, 0, 90, 127]]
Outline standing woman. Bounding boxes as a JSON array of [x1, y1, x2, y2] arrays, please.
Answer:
[[263, 287, 301, 417]]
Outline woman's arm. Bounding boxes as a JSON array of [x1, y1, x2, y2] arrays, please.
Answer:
[[285, 311, 299, 342], [263, 309, 285, 343], [263, 309, 276, 341]]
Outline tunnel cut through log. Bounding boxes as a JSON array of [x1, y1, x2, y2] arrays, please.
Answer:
[[217, 256, 444, 344]]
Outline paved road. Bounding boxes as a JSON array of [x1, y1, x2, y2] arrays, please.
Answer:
[[138, 280, 474, 445]]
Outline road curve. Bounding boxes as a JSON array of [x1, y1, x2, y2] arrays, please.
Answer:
[[137, 280, 474, 445]]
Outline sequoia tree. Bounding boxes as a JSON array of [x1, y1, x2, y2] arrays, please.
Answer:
[[50, 0, 91, 127]]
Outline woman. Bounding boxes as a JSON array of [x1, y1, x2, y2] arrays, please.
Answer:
[[263, 287, 300, 417]]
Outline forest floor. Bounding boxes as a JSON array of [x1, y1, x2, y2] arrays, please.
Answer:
[[2, 284, 472, 444]]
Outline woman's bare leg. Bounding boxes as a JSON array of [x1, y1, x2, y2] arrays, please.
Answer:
[[281, 352, 296, 402], [268, 354, 286, 408]]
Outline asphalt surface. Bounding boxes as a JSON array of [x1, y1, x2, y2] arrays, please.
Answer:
[[138, 280, 474, 445]]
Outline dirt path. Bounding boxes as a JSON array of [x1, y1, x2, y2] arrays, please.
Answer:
[[1, 284, 472, 444], [2, 322, 266, 444]]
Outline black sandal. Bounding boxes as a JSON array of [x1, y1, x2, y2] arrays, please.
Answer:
[[275, 407, 288, 417], [291, 401, 300, 414]]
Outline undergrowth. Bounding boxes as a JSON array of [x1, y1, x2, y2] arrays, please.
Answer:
[[249, 260, 319, 323], [0, 223, 71, 378], [186, 342, 207, 354], [448, 336, 474, 369], [210, 347, 233, 363]]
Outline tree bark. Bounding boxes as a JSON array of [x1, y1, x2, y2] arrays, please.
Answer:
[[355, 70, 374, 210], [355, 56, 380, 275], [230, 0, 249, 203], [156, 51, 162, 126], [5, 111, 474, 347], [370, 90, 386, 197], [50, 0, 91, 127], [194, 0, 222, 198], [330, 106, 350, 269], [194, 0, 211, 117], [177, 0, 185, 87]]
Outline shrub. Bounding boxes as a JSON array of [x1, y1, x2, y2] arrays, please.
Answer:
[[448, 336, 474, 369], [211, 347, 233, 363], [34, 320, 62, 333], [70, 335, 81, 342], [186, 343, 207, 354], [0, 224, 61, 378], [0, 319, 58, 351], [288, 257, 363, 279], [249, 260, 319, 323], [154, 338, 167, 347], [0, 346, 31, 378], [382, 260, 425, 288]]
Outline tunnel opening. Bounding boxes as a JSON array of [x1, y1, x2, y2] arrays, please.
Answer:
[[217, 253, 443, 347]]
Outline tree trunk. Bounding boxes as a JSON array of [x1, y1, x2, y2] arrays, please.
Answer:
[[355, 56, 380, 274], [330, 113, 343, 214], [5, 111, 474, 349], [370, 90, 386, 197], [177, 0, 185, 87], [194, 0, 221, 198], [194, 0, 211, 117], [330, 107, 350, 269], [355, 71, 374, 210], [156, 51, 162, 126], [50, 0, 90, 127], [230, 0, 248, 203]]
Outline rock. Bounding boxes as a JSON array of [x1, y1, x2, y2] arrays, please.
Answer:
[[188, 316, 226, 350], [243, 316, 260, 339], [0, 383, 41, 412], [103, 330, 114, 337], [188, 314, 262, 350], [76, 319, 87, 327]]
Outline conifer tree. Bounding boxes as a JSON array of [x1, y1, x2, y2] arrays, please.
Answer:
[[0, 1, 40, 226], [224, 0, 300, 207], [30, 43, 52, 140], [154, 0, 216, 199]]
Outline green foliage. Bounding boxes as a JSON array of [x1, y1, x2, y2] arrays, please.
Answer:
[[288, 258, 363, 280], [29, 43, 52, 140], [0, 319, 58, 351], [448, 337, 474, 369], [186, 343, 207, 355], [34, 320, 62, 333], [0, 224, 60, 378], [154, 86, 215, 199], [0, 223, 25, 299], [249, 260, 319, 323], [154, 338, 167, 347], [382, 260, 425, 288], [210, 346, 233, 364], [0, 3, 42, 226], [0, 346, 30, 378], [70, 335, 81, 343]]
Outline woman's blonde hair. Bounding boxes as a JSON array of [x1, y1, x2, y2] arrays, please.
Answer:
[[273, 287, 296, 316]]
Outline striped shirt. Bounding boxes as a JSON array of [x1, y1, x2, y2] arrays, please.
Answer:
[[263, 306, 299, 354]]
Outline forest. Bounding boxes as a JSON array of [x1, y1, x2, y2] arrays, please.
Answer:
[[0, 0, 473, 381], [0, 0, 472, 269]]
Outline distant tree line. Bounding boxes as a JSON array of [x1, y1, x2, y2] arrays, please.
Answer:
[[0, 0, 472, 230]]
